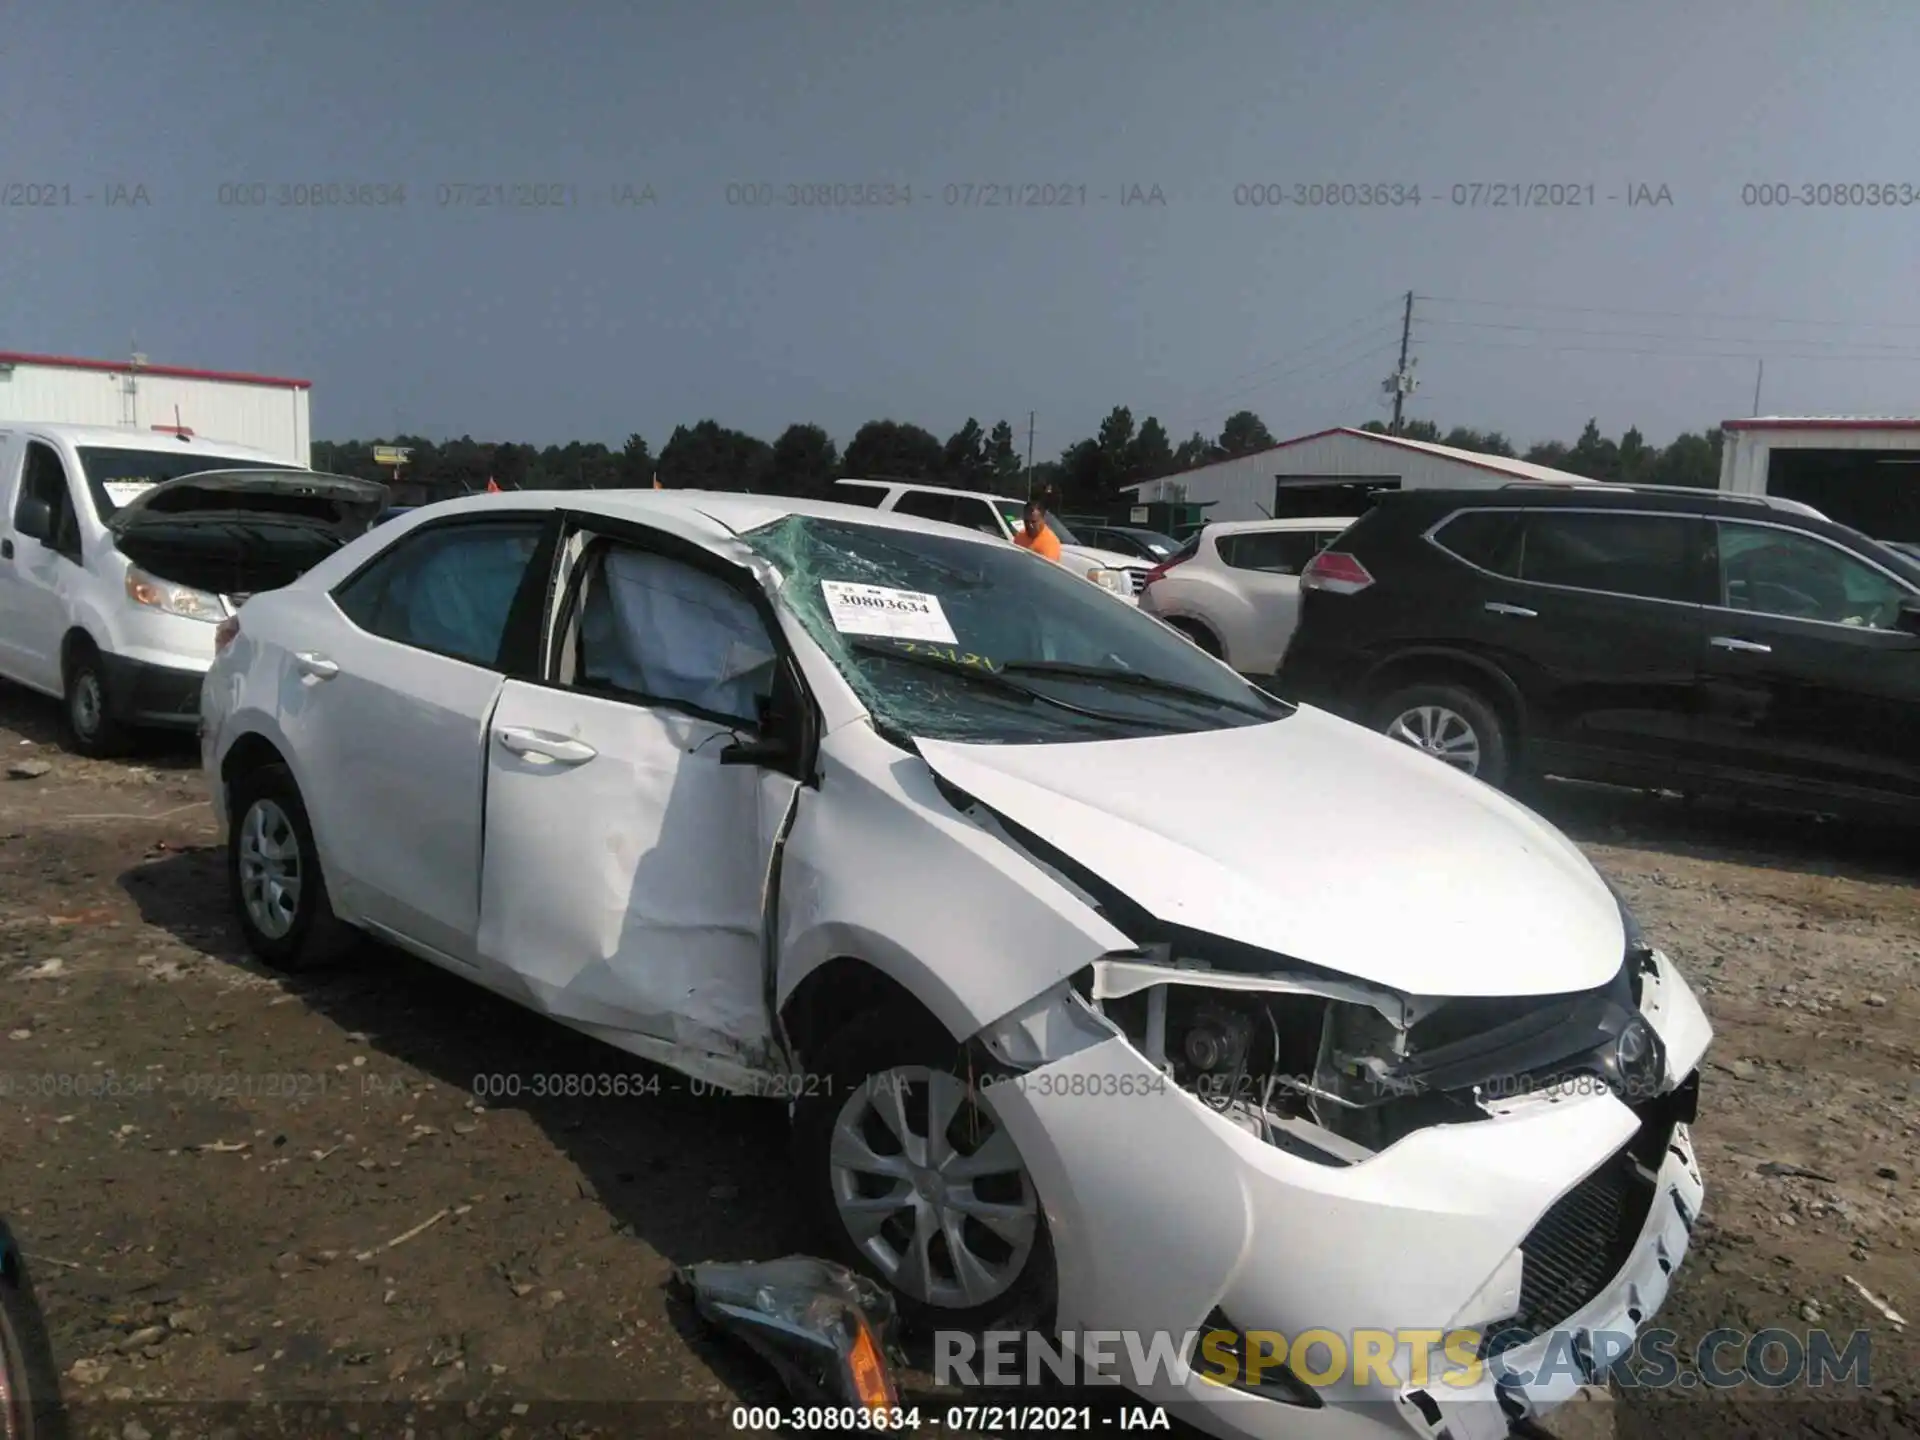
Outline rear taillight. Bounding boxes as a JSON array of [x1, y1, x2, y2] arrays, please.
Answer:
[[1300, 550, 1374, 595], [214, 615, 241, 654], [1142, 553, 1190, 588]]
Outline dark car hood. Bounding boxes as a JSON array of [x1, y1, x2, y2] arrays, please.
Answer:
[[108, 469, 389, 598]]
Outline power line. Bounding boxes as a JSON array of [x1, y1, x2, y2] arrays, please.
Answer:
[[1420, 335, 1920, 364], [1417, 293, 1920, 333], [1419, 316, 1920, 356]]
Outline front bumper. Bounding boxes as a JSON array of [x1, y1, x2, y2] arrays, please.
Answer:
[[98, 652, 207, 729], [983, 955, 1710, 1440]]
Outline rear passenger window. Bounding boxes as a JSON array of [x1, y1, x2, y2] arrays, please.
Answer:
[[949, 496, 1011, 538], [1432, 510, 1521, 575], [1219, 530, 1321, 574], [889, 490, 960, 525], [833, 485, 888, 508], [334, 518, 546, 667], [1517, 512, 1699, 603]]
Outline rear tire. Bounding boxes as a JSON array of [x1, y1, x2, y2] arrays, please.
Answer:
[[63, 643, 129, 759], [792, 1005, 1054, 1334], [1371, 680, 1512, 789], [227, 763, 358, 971], [1165, 617, 1224, 659]]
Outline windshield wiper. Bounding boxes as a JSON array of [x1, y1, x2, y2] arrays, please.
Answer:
[[994, 660, 1284, 719], [846, 640, 1181, 728]]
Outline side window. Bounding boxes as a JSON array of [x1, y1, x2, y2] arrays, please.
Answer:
[[569, 543, 779, 726], [333, 519, 546, 667], [950, 496, 1010, 538], [1517, 512, 1699, 603], [1219, 530, 1321, 574], [889, 490, 960, 526], [1432, 509, 1522, 575], [833, 485, 888, 509], [1717, 522, 1913, 629], [18, 443, 82, 562]]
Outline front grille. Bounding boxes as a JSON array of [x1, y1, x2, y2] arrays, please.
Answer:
[[1480, 1126, 1665, 1360], [1123, 568, 1149, 595]]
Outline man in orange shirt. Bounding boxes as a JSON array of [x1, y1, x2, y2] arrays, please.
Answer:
[[1012, 500, 1063, 561]]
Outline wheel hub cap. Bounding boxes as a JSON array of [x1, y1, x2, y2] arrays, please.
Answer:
[[73, 673, 101, 735], [827, 1066, 1038, 1311], [1386, 704, 1482, 774], [238, 798, 303, 939]]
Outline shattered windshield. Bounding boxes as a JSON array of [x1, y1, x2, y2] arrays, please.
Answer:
[[78, 447, 280, 518], [741, 515, 1291, 744]]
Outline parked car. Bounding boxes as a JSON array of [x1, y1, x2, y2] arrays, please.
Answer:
[[1137, 516, 1356, 674], [1070, 523, 1183, 562], [201, 488, 1710, 1440], [1, 1216, 64, 1440], [832, 478, 1152, 600], [0, 423, 387, 755], [1278, 483, 1920, 817], [375, 505, 419, 527]]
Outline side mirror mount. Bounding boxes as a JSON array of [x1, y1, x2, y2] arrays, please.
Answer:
[[14, 498, 51, 543], [1897, 596, 1920, 636], [720, 733, 795, 768]]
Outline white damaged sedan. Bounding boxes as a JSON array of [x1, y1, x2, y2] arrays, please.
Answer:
[[200, 490, 1711, 1440]]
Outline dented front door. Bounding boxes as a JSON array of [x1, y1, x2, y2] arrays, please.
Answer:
[[474, 678, 795, 1062]]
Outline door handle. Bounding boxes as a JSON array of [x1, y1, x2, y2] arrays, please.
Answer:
[[1710, 636, 1772, 655], [1484, 601, 1537, 618], [494, 726, 597, 765], [1, 539, 12, 560], [294, 652, 339, 679]]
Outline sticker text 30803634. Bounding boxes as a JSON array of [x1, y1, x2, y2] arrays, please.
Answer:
[[819, 581, 958, 645]]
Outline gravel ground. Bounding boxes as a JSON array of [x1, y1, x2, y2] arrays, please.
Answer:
[[0, 681, 1913, 1440]]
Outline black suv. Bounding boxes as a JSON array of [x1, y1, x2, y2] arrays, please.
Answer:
[[1276, 483, 1920, 819]]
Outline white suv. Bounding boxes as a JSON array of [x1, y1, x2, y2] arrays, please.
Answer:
[[833, 478, 1151, 600], [1139, 516, 1356, 675]]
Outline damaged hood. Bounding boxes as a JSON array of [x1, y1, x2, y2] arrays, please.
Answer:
[[917, 705, 1625, 999], [107, 469, 390, 599], [105, 469, 390, 537]]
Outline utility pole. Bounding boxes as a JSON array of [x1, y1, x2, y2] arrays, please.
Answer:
[[1025, 411, 1036, 498], [1383, 291, 1417, 435], [1751, 360, 1765, 416]]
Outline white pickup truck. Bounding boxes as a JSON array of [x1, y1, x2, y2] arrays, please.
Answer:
[[832, 478, 1153, 601], [0, 422, 386, 754]]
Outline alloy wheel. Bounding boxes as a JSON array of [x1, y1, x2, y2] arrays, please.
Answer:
[[826, 1066, 1038, 1311], [1386, 704, 1482, 775], [237, 798, 303, 939]]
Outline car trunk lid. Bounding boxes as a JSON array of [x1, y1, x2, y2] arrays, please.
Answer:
[[107, 469, 389, 599]]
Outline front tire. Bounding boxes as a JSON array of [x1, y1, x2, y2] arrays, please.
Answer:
[[792, 1007, 1053, 1333], [227, 763, 357, 971], [1372, 680, 1512, 788], [63, 645, 129, 759], [1, 1225, 67, 1440]]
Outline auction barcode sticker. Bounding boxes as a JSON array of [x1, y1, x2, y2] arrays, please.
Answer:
[[820, 581, 958, 644]]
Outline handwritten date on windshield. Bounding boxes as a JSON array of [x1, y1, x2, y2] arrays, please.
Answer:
[[891, 640, 997, 669]]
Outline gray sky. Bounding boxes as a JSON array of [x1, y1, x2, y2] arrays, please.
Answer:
[[7, 0, 1920, 455]]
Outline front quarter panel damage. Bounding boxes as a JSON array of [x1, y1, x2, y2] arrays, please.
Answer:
[[775, 724, 1133, 1042]]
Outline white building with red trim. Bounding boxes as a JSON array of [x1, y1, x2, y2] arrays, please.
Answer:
[[0, 351, 311, 468], [1120, 426, 1588, 523], [1719, 416, 1920, 541]]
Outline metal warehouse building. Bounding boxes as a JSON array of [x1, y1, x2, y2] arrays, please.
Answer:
[[0, 350, 312, 467], [1719, 416, 1920, 543], [1120, 426, 1589, 523]]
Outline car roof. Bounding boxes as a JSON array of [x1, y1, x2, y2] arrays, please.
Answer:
[[1379, 483, 1819, 519], [835, 477, 1024, 505], [1205, 516, 1357, 535], [381, 487, 1018, 549], [0, 422, 285, 461]]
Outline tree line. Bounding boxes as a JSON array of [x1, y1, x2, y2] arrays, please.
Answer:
[[312, 409, 1724, 510]]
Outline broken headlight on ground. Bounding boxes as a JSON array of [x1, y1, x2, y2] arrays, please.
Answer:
[[1087, 941, 1666, 1160]]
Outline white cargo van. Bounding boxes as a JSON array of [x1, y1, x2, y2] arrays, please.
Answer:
[[0, 423, 385, 754]]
